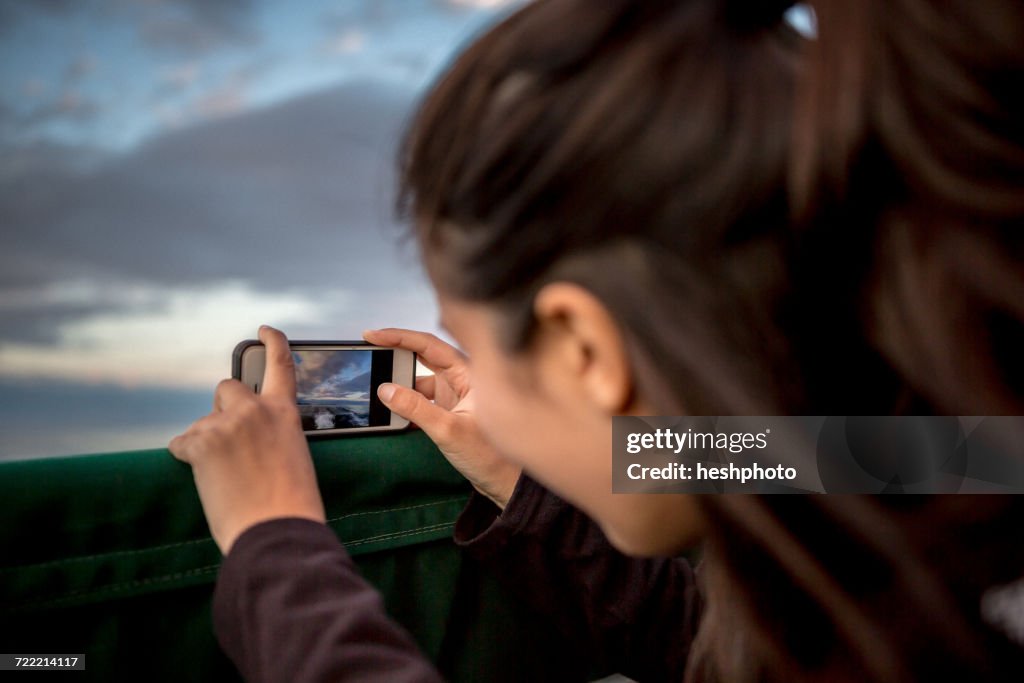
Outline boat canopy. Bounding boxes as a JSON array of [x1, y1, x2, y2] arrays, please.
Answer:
[[0, 431, 585, 681]]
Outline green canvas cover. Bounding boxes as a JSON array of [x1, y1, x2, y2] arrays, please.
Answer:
[[0, 431, 589, 682]]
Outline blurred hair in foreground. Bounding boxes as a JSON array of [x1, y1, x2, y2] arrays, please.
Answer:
[[400, 0, 1024, 680]]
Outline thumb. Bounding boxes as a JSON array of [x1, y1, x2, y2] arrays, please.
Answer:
[[258, 325, 296, 399], [378, 383, 458, 447]]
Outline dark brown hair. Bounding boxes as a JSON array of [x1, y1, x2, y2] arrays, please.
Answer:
[[401, 0, 807, 415], [399, 0, 1024, 680]]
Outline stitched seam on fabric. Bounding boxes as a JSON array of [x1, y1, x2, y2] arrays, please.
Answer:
[[7, 523, 455, 611], [4, 563, 222, 613], [324, 497, 464, 524], [0, 496, 468, 574], [343, 522, 454, 548]]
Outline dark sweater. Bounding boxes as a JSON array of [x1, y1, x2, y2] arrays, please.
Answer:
[[213, 474, 702, 682]]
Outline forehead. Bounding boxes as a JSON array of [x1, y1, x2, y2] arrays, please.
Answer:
[[437, 292, 484, 330], [436, 293, 505, 349]]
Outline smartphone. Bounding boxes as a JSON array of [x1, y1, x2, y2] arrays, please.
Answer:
[[233, 340, 415, 436]]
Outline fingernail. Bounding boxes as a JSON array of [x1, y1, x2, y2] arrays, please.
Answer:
[[377, 383, 396, 403]]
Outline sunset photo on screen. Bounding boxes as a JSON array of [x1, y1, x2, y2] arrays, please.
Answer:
[[293, 350, 372, 430]]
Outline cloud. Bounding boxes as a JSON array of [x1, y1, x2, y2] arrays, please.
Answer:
[[0, 0, 258, 55], [21, 78, 47, 99], [182, 57, 272, 121], [137, 0, 260, 55], [319, 1, 406, 32], [0, 0, 77, 36], [439, 0, 525, 11], [63, 54, 98, 85], [0, 79, 438, 380], [159, 62, 201, 89], [0, 281, 324, 388], [0, 278, 167, 344], [311, 369, 372, 400], [53, 90, 98, 119], [191, 84, 246, 118], [342, 391, 369, 400], [322, 29, 367, 57], [0, 90, 101, 143], [295, 350, 373, 399]]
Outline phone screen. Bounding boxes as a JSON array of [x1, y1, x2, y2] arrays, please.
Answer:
[[292, 349, 394, 431]]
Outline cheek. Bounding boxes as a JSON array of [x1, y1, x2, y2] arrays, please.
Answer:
[[467, 355, 588, 494], [470, 358, 612, 514], [469, 359, 549, 465], [471, 364, 700, 555]]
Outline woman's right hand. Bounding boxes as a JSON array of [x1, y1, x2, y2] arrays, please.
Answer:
[[363, 328, 522, 510]]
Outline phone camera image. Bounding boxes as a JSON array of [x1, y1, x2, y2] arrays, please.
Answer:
[[293, 349, 393, 431]]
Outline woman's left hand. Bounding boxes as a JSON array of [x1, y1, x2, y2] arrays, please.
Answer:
[[169, 325, 326, 555]]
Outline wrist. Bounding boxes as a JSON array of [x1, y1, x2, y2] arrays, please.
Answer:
[[475, 467, 522, 511], [220, 504, 326, 555]]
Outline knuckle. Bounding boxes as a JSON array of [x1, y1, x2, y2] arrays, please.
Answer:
[[423, 334, 445, 354], [272, 346, 295, 369], [432, 413, 457, 443], [391, 387, 416, 414], [168, 436, 186, 457], [236, 396, 260, 417], [215, 378, 238, 395], [219, 409, 245, 430], [271, 399, 300, 424], [204, 416, 234, 443]]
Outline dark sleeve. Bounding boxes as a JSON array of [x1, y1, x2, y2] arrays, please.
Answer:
[[213, 517, 443, 683], [454, 474, 703, 682]]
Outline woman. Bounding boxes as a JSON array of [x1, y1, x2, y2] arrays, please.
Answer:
[[170, 0, 1024, 680]]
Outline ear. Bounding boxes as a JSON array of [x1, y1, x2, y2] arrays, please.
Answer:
[[532, 282, 633, 414]]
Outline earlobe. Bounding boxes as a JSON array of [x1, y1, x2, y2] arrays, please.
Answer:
[[533, 282, 634, 415]]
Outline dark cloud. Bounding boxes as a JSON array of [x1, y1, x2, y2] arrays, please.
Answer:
[[182, 56, 273, 118], [0, 79, 430, 346], [0, 90, 101, 144], [49, 90, 99, 121], [435, 0, 526, 15], [0, 0, 78, 34], [319, 0, 407, 32], [63, 54, 97, 85], [0, 100, 18, 142], [0, 0, 259, 54], [296, 350, 371, 392], [139, 0, 260, 54], [319, 369, 371, 399], [0, 299, 160, 345]]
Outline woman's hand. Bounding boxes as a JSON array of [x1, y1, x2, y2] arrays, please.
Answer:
[[169, 326, 326, 555], [363, 328, 521, 510]]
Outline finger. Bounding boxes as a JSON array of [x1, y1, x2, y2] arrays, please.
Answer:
[[168, 432, 195, 463], [214, 378, 255, 412], [188, 413, 219, 431], [414, 373, 436, 400], [168, 436, 189, 462], [169, 414, 219, 462], [363, 328, 465, 372], [378, 383, 457, 446], [259, 325, 297, 399]]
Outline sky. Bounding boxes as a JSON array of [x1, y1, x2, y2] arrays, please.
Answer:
[[0, 0, 524, 458], [294, 349, 372, 402]]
